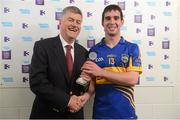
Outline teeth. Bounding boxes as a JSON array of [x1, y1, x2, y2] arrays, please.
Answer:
[[109, 27, 115, 31], [69, 28, 78, 32], [68, 26, 78, 32]]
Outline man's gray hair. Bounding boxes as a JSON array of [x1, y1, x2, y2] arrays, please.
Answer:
[[61, 6, 82, 18]]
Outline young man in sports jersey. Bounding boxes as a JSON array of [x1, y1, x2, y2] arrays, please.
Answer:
[[79, 4, 142, 119]]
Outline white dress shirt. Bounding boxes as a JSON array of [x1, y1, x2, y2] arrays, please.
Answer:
[[59, 34, 75, 62]]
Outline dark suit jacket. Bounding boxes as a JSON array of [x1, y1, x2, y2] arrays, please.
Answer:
[[29, 35, 88, 119]]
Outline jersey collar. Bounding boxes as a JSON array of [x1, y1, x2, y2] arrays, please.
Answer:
[[99, 36, 126, 46]]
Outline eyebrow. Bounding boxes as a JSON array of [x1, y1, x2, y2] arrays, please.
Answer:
[[105, 16, 120, 20]]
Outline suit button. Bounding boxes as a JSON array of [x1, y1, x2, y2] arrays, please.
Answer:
[[70, 91, 73, 95], [52, 108, 59, 112]]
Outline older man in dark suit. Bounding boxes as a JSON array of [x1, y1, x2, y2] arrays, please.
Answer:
[[29, 6, 88, 119]]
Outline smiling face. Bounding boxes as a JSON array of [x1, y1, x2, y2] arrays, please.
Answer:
[[59, 11, 82, 43], [102, 10, 124, 37]]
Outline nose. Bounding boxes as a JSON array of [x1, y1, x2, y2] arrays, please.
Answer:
[[110, 18, 115, 24], [71, 20, 76, 26]]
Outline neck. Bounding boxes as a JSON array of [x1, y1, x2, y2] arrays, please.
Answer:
[[105, 34, 121, 48], [60, 33, 74, 44], [65, 38, 74, 44]]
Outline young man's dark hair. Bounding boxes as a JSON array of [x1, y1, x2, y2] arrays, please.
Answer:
[[102, 4, 124, 22]]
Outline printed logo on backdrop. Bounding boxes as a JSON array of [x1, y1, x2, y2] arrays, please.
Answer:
[[24, 51, 30, 56], [69, 0, 75, 4], [87, 36, 95, 48], [164, 55, 169, 60], [4, 7, 10, 13], [4, 36, 10, 42], [118, 1, 125, 10], [85, 0, 94, 3], [134, 14, 142, 23], [162, 37, 170, 49], [22, 77, 29, 83], [22, 23, 29, 29], [36, 0, 44, 5], [40, 10, 46, 16], [165, 26, 170, 32], [38, 23, 49, 29], [2, 46, 11, 60], [1, 21, 13, 27], [149, 41, 154, 46], [55, 12, 62, 20], [4, 64, 11, 70], [2, 77, 14, 83], [21, 36, 33, 42], [22, 60, 30, 73], [87, 12, 93, 17], [104, 0, 109, 5], [147, 25, 155, 36], [134, 1, 139, 7], [19, 8, 30, 15]]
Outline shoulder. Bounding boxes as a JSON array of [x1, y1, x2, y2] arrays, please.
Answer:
[[35, 36, 58, 46], [75, 43, 88, 56], [124, 40, 139, 50], [75, 43, 87, 52], [123, 40, 140, 56]]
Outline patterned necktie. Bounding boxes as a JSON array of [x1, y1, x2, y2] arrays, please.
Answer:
[[65, 45, 73, 77]]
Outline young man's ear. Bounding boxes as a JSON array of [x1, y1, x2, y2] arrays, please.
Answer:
[[121, 19, 124, 24], [101, 21, 104, 27]]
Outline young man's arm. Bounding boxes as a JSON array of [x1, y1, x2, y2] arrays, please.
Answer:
[[82, 61, 139, 86]]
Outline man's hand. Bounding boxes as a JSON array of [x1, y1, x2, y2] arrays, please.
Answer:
[[78, 92, 91, 107], [68, 95, 81, 113], [68, 93, 91, 113]]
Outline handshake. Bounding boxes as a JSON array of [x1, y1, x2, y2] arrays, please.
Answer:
[[67, 93, 90, 113]]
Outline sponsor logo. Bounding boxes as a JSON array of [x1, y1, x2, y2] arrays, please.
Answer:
[[24, 51, 29, 56], [146, 76, 155, 81], [134, 15, 142, 23], [83, 25, 94, 30], [22, 77, 29, 83], [38, 23, 49, 28], [4, 7, 10, 13], [69, 0, 75, 3], [2, 77, 13, 82], [22, 23, 28, 29], [118, 1, 125, 10], [1, 22, 13, 27], [36, 0, 44, 5], [40, 10, 45, 15], [87, 12, 93, 17], [19, 8, 30, 14], [147, 27, 155, 36], [4, 64, 10, 69], [4, 36, 10, 42]]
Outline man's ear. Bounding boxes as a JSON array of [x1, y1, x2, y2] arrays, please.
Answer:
[[59, 19, 61, 26]]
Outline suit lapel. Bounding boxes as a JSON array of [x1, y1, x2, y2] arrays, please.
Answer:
[[52, 36, 69, 82]]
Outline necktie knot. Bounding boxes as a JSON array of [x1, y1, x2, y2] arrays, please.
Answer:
[[66, 45, 72, 51]]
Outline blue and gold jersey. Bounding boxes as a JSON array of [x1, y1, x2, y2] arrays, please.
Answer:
[[90, 36, 142, 119]]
